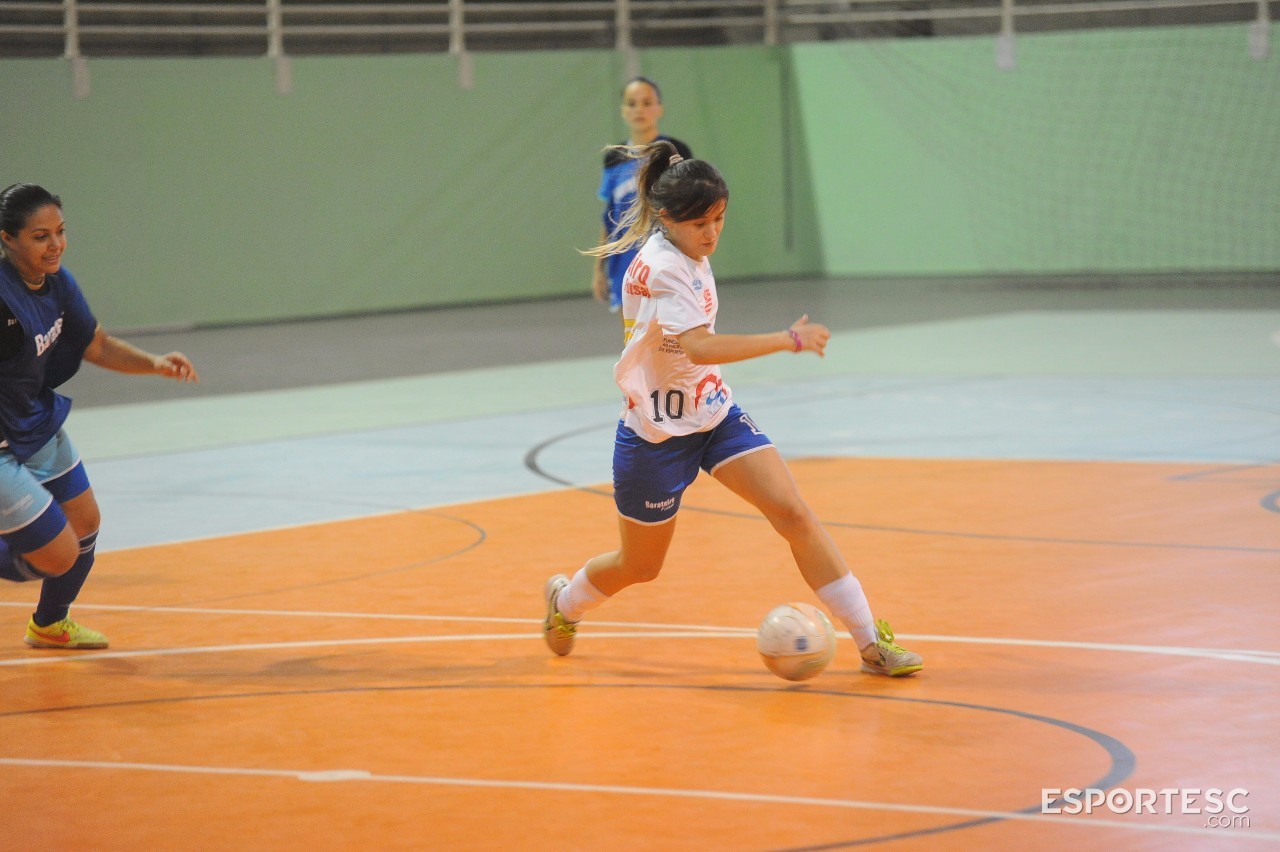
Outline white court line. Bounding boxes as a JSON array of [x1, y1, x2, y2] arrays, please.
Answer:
[[0, 631, 746, 667], [1, 601, 1277, 667], [0, 757, 1274, 843]]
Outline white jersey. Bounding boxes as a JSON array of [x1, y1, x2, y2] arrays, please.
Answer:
[[614, 232, 733, 443]]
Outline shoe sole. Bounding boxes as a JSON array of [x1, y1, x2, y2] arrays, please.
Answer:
[[861, 662, 922, 677], [24, 637, 108, 650]]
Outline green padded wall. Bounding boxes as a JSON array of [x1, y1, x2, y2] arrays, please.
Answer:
[[793, 24, 1280, 275], [0, 47, 817, 328], [2, 24, 1275, 328]]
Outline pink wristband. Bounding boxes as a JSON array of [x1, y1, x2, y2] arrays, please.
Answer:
[[788, 329, 802, 352]]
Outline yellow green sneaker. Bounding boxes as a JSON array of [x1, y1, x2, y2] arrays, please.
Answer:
[[543, 574, 576, 657], [24, 617, 109, 650], [860, 619, 922, 677]]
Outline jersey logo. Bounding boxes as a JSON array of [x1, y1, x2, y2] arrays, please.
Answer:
[[694, 373, 727, 411], [34, 317, 63, 356], [623, 257, 651, 299]]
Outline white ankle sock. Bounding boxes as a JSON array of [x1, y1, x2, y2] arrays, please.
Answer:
[[815, 573, 877, 650], [557, 566, 610, 623]]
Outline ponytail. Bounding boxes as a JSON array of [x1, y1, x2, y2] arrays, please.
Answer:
[[583, 140, 728, 259]]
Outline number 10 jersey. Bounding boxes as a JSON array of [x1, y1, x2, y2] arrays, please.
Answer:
[[613, 232, 733, 444]]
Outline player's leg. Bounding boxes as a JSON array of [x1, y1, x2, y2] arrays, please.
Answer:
[[0, 431, 107, 649], [588, 515, 679, 594], [543, 423, 694, 656], [707, 408, 921, 676], [710, 445, 854, 603], [544, 514, 678, 657], [33, 486, 101, 630], [0, 505, 78, 581], [0, 434, 80, 582]]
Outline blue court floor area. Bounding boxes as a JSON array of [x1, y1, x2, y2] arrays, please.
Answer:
[[53, 279, 1280, 553]]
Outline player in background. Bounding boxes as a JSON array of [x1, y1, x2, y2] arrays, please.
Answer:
[[591, 77, 693, 316], [0, 183, 199, 649], [546, 143, 923, 677]]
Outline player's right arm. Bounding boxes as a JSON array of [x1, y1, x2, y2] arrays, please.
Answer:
[[590, 224, 609, 302], [83, 324, 200, 381]]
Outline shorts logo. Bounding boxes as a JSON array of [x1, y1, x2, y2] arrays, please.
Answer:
[[644, 497, 676, 511], [739, 413, 763, 435]]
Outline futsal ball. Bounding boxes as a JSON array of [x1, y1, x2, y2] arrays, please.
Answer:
[[756, 602, 837, 681]]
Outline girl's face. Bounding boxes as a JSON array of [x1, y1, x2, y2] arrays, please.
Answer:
[[661, 200, 727, 262], [621, 81, 664, 139], [1, 203, 65, 285]]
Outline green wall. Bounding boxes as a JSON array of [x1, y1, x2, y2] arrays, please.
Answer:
[[1, 24, 1276, 329], [0, 47, 817, 328], [794, 24, 1280, 275]]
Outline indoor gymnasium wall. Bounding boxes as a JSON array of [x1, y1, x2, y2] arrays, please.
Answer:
[[0, 46, 817, 329], [791, 23, 1280, 276], [4, 24, 1275, 329]]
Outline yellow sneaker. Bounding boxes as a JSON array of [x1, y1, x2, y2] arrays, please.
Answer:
[[860, 619, 922, 677], [24, 617, 109, 650], [543, 574, 576, 657]]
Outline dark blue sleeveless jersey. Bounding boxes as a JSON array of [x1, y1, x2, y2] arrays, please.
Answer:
[[598, 135, 693, 289], [0, 261, 98, 461]]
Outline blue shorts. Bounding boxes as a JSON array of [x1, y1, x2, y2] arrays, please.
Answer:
[[0, 428, 90, 552], [613, 404, 773, 525]]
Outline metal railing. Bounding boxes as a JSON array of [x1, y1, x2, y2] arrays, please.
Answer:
[[1, 0, 1272, 96]]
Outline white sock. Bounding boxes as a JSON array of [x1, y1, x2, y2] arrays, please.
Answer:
[[556, 566, 610, 623], [815, 573, 878, 651]]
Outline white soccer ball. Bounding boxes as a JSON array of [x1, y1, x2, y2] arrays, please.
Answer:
[[756, 602, 837, 681]]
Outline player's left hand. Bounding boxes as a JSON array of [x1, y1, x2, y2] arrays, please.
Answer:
[[790, 315, 830, 357]]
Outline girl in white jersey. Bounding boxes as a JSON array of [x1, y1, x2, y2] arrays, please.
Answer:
[[544, 142, 922, 677]]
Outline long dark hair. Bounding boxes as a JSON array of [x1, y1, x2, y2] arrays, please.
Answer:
[[0, 183, 62, 259], [584, 140, 728, 258]]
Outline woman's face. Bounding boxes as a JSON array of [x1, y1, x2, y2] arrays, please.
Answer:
[[1, 203, 66, 285], [661, 199, 727, 262], [621, 81, 664, 139]]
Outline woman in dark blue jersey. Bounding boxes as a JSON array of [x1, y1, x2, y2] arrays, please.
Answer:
[[0, 183, 198, 649], [590, 77, 693, 314]]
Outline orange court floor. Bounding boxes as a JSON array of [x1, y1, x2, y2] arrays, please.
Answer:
[[2, 456, 1277, 850]]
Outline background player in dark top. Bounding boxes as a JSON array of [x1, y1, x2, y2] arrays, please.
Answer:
[[0, 183, 198, 649]]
